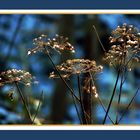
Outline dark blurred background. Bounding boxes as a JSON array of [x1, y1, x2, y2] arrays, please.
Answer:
[[0, 14, 140, 124]]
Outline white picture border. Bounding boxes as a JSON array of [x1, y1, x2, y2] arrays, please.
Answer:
[[0, 9, 140, 130]]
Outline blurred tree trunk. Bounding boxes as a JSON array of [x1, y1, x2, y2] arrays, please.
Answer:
[[83, 15, 102, 124], [50, 15, 74, 124]]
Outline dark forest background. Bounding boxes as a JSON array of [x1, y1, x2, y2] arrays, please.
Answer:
[[0, 14, 140, 124]]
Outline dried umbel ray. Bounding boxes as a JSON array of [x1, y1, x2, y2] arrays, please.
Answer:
[[28, 34, 75, 55], [104, 23, 140, 68], [83, 77, 98, 98], [49, 59, 103, 79], [0, 69, 33, 86]]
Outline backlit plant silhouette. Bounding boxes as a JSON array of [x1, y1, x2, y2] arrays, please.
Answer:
[[0, 69, 33, 123], [102, 23, 140, 124], [1, 23, 139, 124], [27, 24, 139, 125]]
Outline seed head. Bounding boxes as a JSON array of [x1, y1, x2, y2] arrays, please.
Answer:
[[49, 59, 103, 79], [0, 69, 33, 86], [104, 23, 140, 68], [28, 34, 75, 55]]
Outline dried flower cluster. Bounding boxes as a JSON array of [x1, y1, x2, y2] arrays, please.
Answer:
[[104, 23, 140, 68], [49, 59, 103, 78], [0, 69, 33, 86], [28, 34, 75, 55], [83, 77, 98, 98]]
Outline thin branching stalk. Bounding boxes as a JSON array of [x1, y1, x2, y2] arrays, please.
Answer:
[[89, 80, 92, 124], [103, 69, 121, 124], [77, 74, 87, 124], [15, 82, 33, 123], [89, 72, 114, 124], [44, 48, 83, 123], [118, 87, 140, 124], [98, 97, 114, 124], [125, 51, 139, 68], [32, 91, 44, 124], [71, 93, 83, 124], [115, 72, 124, 124], [67, 81, 83, 124], [45, 49, 80, 102], [116, 53, 129, 124], [92, 25, 106, 52], [115, 56, 125, 124], [92, 25, 116, 69]]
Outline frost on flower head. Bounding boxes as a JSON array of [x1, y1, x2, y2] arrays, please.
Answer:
[[0, 69, 33, 86], [49, 59, 103, 79], [104, 23, 140, 68], [28, 34, 75, 55]]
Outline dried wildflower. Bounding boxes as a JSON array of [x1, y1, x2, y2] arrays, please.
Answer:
[[83, 77, 98, 98], [0, 69, 33, 86], [104, 23, 140, 68], [49, 59, 103, 78], [28, 34, 75, 55]]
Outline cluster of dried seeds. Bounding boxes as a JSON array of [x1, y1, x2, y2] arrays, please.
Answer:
[[0, 69, 33, 86], [49, 59, 103, 79], [104, 23, 140, 68], [28, 34, 75, 55]]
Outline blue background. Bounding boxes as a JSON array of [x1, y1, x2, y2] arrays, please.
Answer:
[[0, 0, 140, 9]]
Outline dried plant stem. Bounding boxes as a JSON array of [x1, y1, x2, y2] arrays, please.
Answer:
[[67, 80, 83, 124], [89, 72, 114, 124], [45, 49, 82, 123], [89, 80, 92, 124], [71, 93, 83, 124], [115, 72, 124, 124], [92, 25, 116, 69], [118, 88, 140, 124], [69, 78, 97, 123], [77, 74, 87, 124], [103, 69, 121, 124], [45, 50, 80, 102], [92, 25, 106, 52], [98, 97, 114, 124], [32, 91, 44, 124], [15, 82, 33, 123], [115, 55, 126, 124]]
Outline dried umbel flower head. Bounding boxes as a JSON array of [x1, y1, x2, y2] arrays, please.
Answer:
[[83, 77, 98, 98], [49, 59, 103, 78], [104, 23, 140, 68], [0, 69, 33, 86], [28, 34, 75, 55]]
